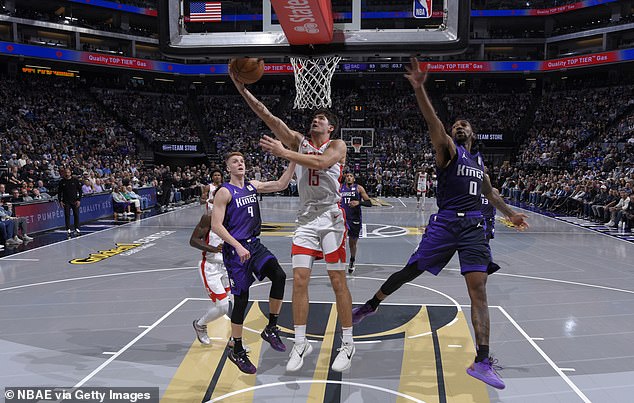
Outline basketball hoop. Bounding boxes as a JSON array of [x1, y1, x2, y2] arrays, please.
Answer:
[[351, 137, 363, 153], [290, 56, 341, 110]]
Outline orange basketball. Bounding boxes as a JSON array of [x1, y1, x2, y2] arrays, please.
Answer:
[[229, 58, 265, 84]]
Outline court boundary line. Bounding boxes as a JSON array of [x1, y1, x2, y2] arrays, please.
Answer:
[[73, 298, 190, 388], [3, 263, 634, 296], [513, 205, 634, 245], [207, 380, 425, 403], [67, 297, 588, 402], [497, 306, 591, 402], [0, 204, 197, 260]]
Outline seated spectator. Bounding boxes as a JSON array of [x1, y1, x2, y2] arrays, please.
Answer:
[[82, 179, 94, 195], [121, 186, 142, 214], [0, 184, 8, 199], [590, 185, 610, 221], [0, 215, 20, 249], [9, 189, 23, 203], [32, 188, 51, 200], [607, 189, 630, 227], [6, 167, 21, 191], [0, 201, 33, 242], [111, 186, 134, 216], [20, 188, 34, 203], [36, 180, 48, 194], [125, 185, 148, 211], [598, 189, 620, 223], [93, 179, 104, 193]]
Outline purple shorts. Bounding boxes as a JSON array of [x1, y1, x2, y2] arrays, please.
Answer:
[[407, 210, 489, 275], [222, 238, 276, 296]]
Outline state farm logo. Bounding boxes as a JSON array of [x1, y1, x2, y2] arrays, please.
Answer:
[[283, 0, 320, 33], [294, 22, 319, 34]]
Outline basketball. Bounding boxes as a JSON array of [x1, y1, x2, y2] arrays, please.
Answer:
[[229, 58, 265, 84]]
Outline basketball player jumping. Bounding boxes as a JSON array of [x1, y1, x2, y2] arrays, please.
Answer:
[[211, 152, 295, 374], [340, 172, 372, 274], [231, 70, 355, 373], [352, 58, 529, 389]]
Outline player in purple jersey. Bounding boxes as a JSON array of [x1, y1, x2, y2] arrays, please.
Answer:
[[340, 173, 372, 274], [211, 152, 296, 374], [481, 190, 502, 275], [352, 58, 529, 389]]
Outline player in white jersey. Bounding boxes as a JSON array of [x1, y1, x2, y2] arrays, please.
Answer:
[[190, 210, 229, 345], [200, 169, 224, 211], [231, 70, 355, 373], [415, 168, 428, 210], [191, 169, 228, 346]]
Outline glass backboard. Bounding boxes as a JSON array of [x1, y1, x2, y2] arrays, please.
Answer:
[[159, 0, 470, 58]]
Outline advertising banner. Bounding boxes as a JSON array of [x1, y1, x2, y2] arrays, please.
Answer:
[[14, 192, 114, 233]]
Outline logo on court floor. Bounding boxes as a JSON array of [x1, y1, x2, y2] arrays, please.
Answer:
[[69, 231, 175, 264], [171, 301, 480, 402]]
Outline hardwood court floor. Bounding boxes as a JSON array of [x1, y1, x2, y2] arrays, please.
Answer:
[[1, 197, 633, 402]]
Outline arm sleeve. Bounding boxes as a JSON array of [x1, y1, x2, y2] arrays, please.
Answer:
[[360, 200, 372, 207]]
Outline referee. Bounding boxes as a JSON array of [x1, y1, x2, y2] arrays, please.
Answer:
[[58, 168, 83, 235]]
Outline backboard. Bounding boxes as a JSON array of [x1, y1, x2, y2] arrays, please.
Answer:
[[159, 0, 470, 58], [341, 128, 374, 148]]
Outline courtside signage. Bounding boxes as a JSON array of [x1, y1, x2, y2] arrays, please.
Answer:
[[2, 41, 633, 74]]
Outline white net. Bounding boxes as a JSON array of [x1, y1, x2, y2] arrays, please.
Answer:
[[351, 137, 363, 153], [290, 56, 341, 110]]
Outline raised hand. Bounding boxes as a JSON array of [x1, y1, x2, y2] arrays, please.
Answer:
[[259, 135, 286, 158], [404, 57, 429, 89], [228, 59, 246, 90]]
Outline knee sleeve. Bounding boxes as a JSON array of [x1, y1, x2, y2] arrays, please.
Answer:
[[231, 291, 249, 325], [261, 259, 286, 300], [380, 263, 422, 296]]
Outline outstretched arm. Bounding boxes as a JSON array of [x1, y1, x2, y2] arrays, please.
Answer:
[[404, 57, 455, 168], [259, 135, 346, 170], [483, 175, 529, 230], [251, 162, 297, 194], [189, 213, 222, 253], [350, 185, 372, 207], [229, 66, 303, 150]]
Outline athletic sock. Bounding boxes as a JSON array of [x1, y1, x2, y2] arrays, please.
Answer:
[[294, 325, 307, 344], [342, 326, 353, 345], [367, 295, 382, 310], [232, 337, 244, 354], [475, 345, 489, 362], [268, 313, 279, 328]]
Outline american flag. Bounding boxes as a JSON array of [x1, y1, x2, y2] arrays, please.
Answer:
[[188, 2, 222, 22]]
